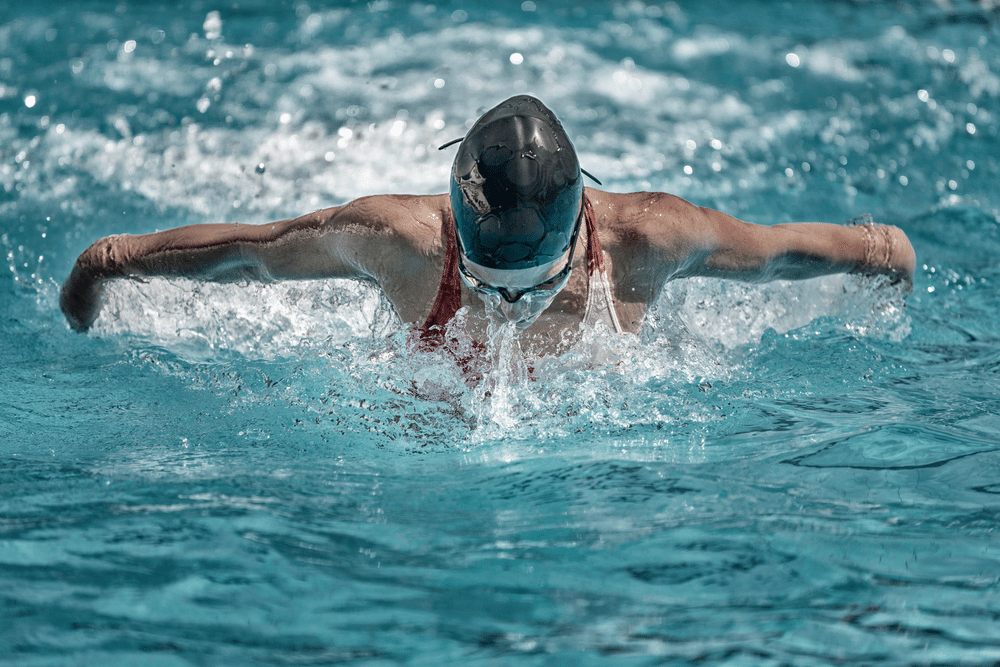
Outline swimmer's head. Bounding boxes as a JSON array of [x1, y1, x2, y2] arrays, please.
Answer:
[[450, 95, 584, 275]]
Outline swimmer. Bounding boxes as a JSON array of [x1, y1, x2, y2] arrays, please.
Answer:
[[60, 95, 915, 353]]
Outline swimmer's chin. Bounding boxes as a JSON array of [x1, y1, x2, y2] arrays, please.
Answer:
[[488, 310, 542, 332]]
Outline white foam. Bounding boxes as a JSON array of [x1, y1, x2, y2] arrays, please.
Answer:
[[93, 277, 393, 360]]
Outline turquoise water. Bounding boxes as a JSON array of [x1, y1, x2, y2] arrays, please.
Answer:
[[3, 1, 1000, 664]]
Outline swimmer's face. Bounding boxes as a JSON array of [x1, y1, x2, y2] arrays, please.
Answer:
[[457, 205, 582, 329]]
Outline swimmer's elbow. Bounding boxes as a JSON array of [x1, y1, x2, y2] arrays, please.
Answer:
[[200, 253, 275, 282], [767, 252, 842, 281], [692, 247, 831, 283], [130, 240, 277, 283]]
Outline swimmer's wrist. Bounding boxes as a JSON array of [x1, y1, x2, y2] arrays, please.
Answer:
[[78, 234, 130, 280], [849, 220, 914, 281]]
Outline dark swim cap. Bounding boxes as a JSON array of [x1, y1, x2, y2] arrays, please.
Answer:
[[450, 95, 583, 271]]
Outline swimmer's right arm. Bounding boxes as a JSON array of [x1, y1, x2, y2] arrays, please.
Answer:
[[59, 198, 400, 332]]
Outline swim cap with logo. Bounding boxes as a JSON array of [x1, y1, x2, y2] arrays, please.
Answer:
[[450, 95, 583, 273]]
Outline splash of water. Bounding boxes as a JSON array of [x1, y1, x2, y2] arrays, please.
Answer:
[[472, 315, 531, 438]]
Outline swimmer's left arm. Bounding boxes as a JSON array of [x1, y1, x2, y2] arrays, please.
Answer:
[[694, 210, 916, 285], [630, 193, 915, 285]]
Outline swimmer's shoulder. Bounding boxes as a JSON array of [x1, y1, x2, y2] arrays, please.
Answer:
[[584, 188, 707, 247]]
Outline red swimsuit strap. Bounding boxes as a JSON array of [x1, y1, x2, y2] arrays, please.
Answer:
[[420, 194, 599, 339], [419, 207, 463, 340], [582, 194, 604, 276]]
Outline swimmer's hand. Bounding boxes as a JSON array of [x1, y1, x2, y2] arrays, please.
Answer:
[[59, 236, 123, 332]]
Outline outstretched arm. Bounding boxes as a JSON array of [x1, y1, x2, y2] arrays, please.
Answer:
[[624, 192, 915, 286], [692, 209, 915, 284], [59, 196, 427, 332]]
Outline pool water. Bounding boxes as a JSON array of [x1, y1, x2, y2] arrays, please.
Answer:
[[3, 1, 1000, 664]]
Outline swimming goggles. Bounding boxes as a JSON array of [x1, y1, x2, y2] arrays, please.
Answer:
[[456, 204, 583, 305]]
